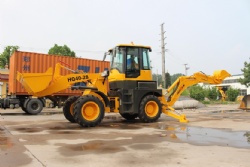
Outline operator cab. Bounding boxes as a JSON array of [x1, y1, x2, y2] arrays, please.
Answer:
[[104, 44, 162, 118], [108, 43, 152, 78]]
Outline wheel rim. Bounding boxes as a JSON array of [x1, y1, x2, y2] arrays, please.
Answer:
[[145, 101, 159, 117], [81, 101, 100, 121], [31, 103, 38, 110], [70, 104, 74, 116]]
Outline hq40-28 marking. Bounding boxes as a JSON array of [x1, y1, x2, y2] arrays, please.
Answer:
[[67, 75, 89, 82]]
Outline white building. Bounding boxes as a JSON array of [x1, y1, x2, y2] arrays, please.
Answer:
[[201, 74, 249, 96]]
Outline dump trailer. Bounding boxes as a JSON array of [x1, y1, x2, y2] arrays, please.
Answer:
[[0, 51, 109, 114], [17, 44, 231, 127]]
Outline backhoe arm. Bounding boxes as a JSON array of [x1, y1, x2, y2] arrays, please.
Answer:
[[160, 70, 231, 122]]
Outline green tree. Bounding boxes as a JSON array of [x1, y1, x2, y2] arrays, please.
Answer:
[[0, 46, 19, 68], [48, 44, 76, 57], [206, 87, 218, 100], [165, 72, 171, 88], [189, 85, 205, 101], [239, 61, 250, 87], [226, 87, 239, 101], [171, 73, 184, 84], [152, 74, 162, 87]]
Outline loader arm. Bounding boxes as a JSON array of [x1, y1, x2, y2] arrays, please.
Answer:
[[160, 70, 231, 122], [17, 63, 109, 97]]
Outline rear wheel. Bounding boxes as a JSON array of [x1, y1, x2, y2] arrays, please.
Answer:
[[26, 98, 43, 115], [138, 95, 162, 123], [63, 96, 78, 123], [73, 95, 104, 127]]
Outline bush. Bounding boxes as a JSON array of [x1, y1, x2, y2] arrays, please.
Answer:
[[207, 87, 218, 100], [189, 85, 205, 101], [181, 89, 189, 96], [226, 87, 239, 101]]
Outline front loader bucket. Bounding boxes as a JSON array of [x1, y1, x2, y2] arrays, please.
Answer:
[[17, 68, 53, 95], [212, 70, 231, 83], [239, 95, 250, 110]]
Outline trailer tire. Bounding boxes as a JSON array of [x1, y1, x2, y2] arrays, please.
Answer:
[[138, 95, 162, 123], [73, 95, 104, 127], [21, 106, 29, 114], [63, 96, 78, 123], [26, 99, 43, 115]]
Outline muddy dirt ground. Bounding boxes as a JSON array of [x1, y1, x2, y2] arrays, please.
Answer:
[[0, 104, 250, 167]]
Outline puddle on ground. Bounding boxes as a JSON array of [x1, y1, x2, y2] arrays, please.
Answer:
[[0, 136, 13, 149], [0, 127, 13, 150], [0, 111, 61, 116], [58, 140, 127, 155], [15, 127, 44, 133], [158, 124, 250, 149], [211, 110, 238, 113]]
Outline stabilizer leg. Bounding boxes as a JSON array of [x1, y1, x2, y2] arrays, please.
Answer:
[[162, 106, 189, 123]]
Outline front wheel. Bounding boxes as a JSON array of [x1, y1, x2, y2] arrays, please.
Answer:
[[138, 95, 162, 123], [73, 95, 104, 127]]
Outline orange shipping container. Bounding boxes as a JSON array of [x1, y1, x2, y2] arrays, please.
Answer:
[[9, 51, 110, 96]]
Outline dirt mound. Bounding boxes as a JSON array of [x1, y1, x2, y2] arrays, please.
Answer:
[[173, 96, 205, 109]]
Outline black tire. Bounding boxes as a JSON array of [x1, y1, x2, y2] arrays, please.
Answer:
[[21, 106, 29, 114], [120, 113, 138, 120], [73, 95, 105, 127], [63, 96, 78, 123], [138, 95, 162, 123], [26, 99, 43, 115]]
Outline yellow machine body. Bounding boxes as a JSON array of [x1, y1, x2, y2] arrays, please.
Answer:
[[17, 43, 231, 127]]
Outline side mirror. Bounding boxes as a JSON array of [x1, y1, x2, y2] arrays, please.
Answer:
[[101, 70, 109, 77]]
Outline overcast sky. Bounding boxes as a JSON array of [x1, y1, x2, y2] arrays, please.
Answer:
[[0, 0, 250, 75]]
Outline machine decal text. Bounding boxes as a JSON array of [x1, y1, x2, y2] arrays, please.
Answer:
[[67, 75, 89, 82]]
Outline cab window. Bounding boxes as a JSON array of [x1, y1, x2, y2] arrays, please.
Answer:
[[126, 47, 140, 78], [126, 47, 139, 70], [110, 47, 125, 72], [142, 48, 150, 70]]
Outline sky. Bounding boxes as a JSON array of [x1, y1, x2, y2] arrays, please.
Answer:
[[0, 0, 250, 76]]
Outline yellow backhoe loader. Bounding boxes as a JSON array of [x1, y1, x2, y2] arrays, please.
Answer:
[[17, 43, 231, 127]]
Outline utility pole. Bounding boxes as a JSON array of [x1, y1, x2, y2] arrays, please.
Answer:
[[156, 69, 158, 87], [184, 63, 189, 76], [160, 23, 166, 88]]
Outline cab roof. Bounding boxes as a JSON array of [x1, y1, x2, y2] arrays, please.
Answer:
[[108, 43, 152, 52]]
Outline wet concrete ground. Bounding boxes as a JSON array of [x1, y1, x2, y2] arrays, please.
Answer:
[[0, 104, 250, 167]]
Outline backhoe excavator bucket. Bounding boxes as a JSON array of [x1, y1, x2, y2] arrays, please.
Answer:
[[239, 95, 250, 110], [16, 68, 53, 95], [212, 70, 231, 83]]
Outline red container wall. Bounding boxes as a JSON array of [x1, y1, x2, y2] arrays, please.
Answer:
[[9, 51, 110, 95]]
